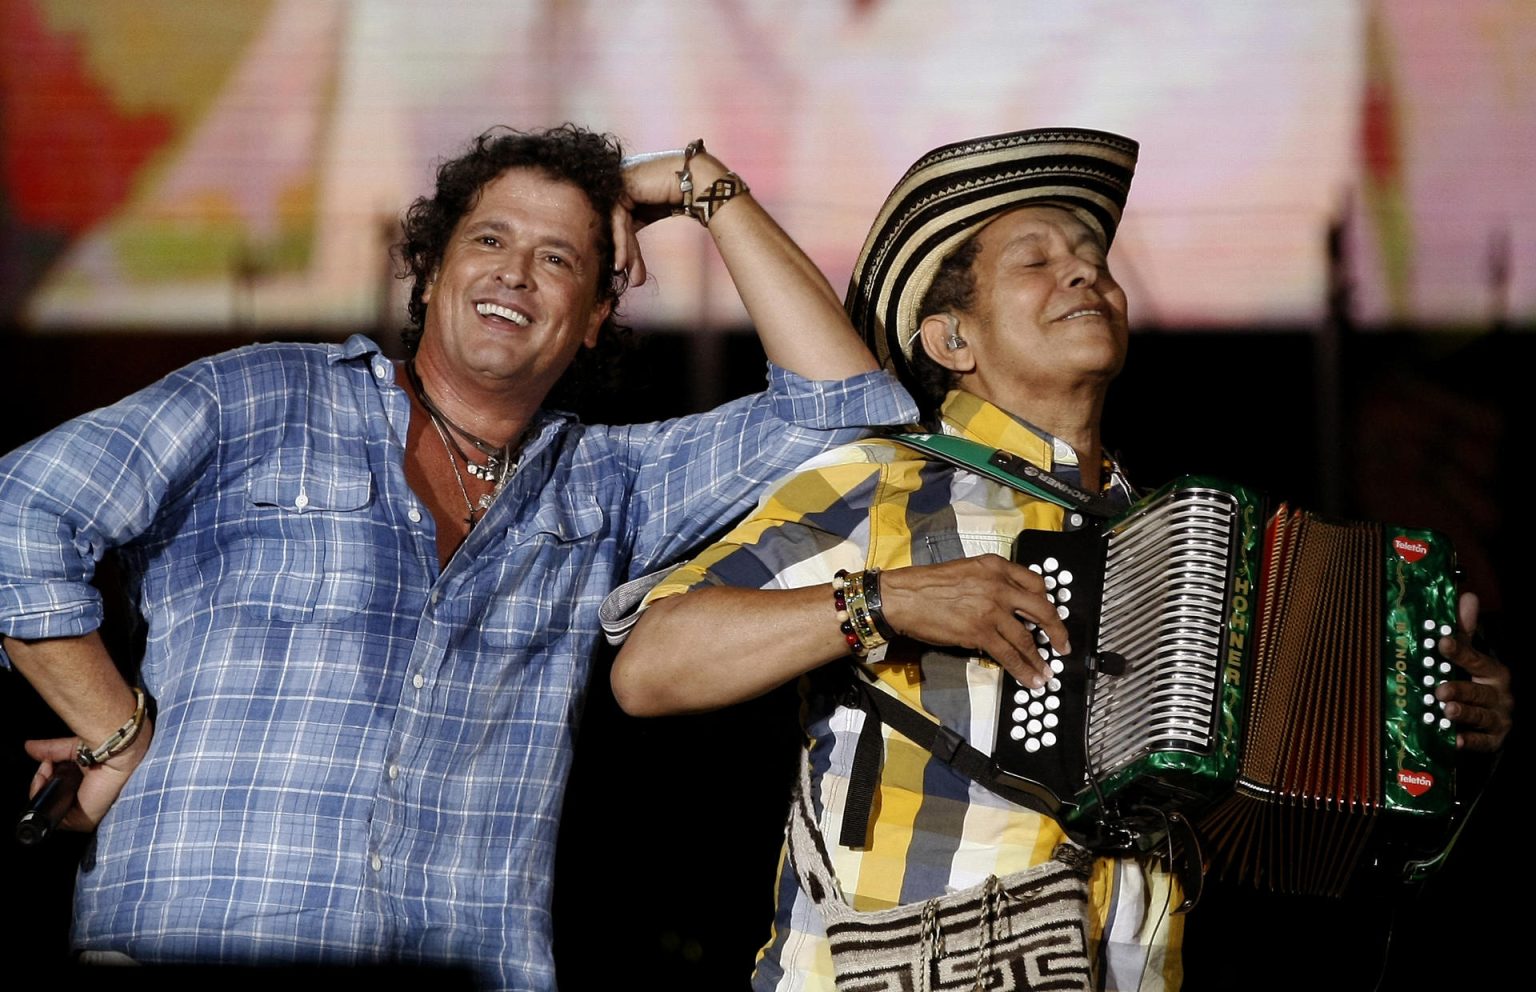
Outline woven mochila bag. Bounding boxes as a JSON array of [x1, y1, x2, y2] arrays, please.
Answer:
[[786, 752, 1095, 992]]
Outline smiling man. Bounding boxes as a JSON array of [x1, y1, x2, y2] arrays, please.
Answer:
[[609, 128, 1513, 991], [0, 124, 915, 990]]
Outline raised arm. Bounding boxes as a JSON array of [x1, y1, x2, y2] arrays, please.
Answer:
[[615, 141, 880, 381]]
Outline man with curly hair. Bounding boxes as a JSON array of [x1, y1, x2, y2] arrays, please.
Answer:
[[0, 124, 916, 990]]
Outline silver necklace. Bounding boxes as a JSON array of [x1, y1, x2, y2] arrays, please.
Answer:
[[426, 412, 483, 529], [406, 360, 514, 487]]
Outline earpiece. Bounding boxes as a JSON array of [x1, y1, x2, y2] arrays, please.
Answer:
[[945, 333, 967, 350]]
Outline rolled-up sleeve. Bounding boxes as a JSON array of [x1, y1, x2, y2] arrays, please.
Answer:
[[762, 364, 917, 431], [619, 364, 914, 575], [0, 367, 218, 659]]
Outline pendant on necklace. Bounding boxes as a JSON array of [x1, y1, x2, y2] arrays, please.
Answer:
[[466, 454, 501, 482]]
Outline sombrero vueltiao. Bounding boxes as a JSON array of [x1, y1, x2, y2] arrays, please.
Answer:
[[845, 127, 1139, 384]]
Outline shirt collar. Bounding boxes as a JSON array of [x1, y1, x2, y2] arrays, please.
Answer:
[[934, 389, 1135, 504]]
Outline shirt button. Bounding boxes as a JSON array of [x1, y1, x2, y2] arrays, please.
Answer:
[[294, 493, 309, 510], [387, 763, 400, 780], [413, 673, 424, 689], [407, 508, 422, 523], [373, 359, 388, 379], [430, 590, 441, 606], [370, 853, 383, 872]]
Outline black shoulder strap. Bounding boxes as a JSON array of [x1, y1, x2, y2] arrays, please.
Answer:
[[839, 675, 1066, 847]]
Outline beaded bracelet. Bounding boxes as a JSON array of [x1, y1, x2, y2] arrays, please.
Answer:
[[842, 570, 886, 651], [833, 570, 866, 656], [834, 569, 894, 657]]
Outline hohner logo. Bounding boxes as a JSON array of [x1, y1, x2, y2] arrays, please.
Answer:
[[1393, 535, 1429, 563], [1225, 572, 1251, 686], [1398, 769, 1434, 797]]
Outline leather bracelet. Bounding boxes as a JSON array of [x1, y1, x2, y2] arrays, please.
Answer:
[[75, 687, 148, 768], [862, 568, 899, 641]]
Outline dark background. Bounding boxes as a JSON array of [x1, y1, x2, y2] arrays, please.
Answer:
[[2, 323, 1526, 990]]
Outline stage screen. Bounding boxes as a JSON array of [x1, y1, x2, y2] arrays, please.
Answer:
[[3, 0, 1532, 334]]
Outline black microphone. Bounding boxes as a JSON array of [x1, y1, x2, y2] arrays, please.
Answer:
[[15, 760, 82, 846]]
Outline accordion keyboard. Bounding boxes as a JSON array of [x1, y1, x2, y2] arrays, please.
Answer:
[[1087, 486, 1238, 781]]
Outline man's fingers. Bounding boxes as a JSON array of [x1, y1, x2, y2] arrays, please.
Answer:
[[980, 625, 1053, 689]]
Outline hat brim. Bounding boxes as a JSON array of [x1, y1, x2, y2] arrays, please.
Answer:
[[845, 128, 1138, 383]]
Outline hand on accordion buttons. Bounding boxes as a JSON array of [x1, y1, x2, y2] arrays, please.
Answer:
[[877, 554, 1071, 689], [1434, 591, 1514, 753]]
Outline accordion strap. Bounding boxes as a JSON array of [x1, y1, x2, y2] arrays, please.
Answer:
[[883, 432, 1124, 519]]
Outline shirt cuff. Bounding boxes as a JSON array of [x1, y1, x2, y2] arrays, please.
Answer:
[[0, 586, 104, 669], [765, 365, 919, 430]]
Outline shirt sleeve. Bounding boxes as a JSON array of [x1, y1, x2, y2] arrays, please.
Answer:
[[618, 364, 916, 575], [0, 363, 221, 657]]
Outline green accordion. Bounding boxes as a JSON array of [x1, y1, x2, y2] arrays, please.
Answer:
[[994, 475, 1463, 896]]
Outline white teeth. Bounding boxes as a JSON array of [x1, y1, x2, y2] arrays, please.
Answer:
[[476, 302, 529, 326], [1063, 309, 1102, 320]]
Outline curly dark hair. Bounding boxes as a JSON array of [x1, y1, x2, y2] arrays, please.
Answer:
[[393, 123, 632, 407], [907, 235, 984, 420]]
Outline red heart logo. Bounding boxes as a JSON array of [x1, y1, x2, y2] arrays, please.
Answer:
[[1398, 769, 1434, 797], [1393, 536, 1429, 563]]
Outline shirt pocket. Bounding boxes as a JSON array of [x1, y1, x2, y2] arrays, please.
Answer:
[[220, 449, 379, 623], [475, 487, 607, 650]]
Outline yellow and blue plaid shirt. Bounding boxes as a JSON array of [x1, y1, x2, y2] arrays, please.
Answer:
[[647, 389, 1184, 991]]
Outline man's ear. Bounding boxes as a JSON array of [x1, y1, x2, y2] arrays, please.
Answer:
[[918, 314, 975, 373], [421, 267, 438, 306], [583, 299, 612, 349]]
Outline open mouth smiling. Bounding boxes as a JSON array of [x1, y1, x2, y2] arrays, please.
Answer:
[[476, 301, 531, 327]]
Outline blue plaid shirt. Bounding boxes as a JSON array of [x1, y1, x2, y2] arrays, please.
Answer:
[[0, 334, 917, 990]]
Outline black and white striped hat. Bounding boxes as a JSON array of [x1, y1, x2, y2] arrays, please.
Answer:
[[845, 127, 1139, 378]]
